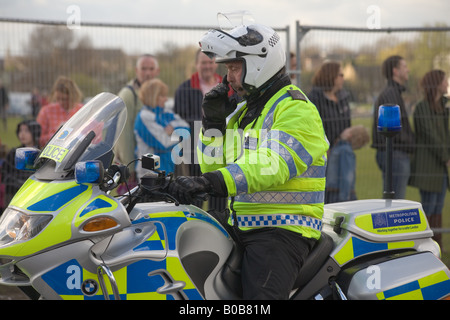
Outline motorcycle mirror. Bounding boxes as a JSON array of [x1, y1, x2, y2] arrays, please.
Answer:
[[15, 147, 40, 171], [377, 104, 401, 137], [75, 160, 104, 184]]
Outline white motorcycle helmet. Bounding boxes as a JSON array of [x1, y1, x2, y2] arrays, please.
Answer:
[[199, 23, 286, 94]]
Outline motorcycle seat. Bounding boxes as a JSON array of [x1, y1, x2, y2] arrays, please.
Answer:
[[220, 242, 243, 297], [293, 232, 334, 289]]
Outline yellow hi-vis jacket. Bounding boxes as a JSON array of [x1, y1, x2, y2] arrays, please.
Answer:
[[197, 84, 329, 240]]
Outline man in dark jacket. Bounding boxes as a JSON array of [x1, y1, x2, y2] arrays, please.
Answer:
[[0, 81, 9, 131], [371, 55, 415, 199], [174, 49, 223, 177]]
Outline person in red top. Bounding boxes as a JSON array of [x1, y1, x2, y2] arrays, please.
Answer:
[[37, 76, 83, 148], [174, 49, 222, 149]]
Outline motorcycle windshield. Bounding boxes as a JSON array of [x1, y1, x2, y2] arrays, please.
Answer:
[[36, 92, 127, 179]]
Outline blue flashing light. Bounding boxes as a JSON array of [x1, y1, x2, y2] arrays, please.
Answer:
[[75, 160, 103, 184], [15, 147, 40, 171], [377, 104, 401, 134]]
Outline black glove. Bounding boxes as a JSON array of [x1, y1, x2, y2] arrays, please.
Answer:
[[168, 176, 211, 204], [202, 76, 237, 133], [168, 172, 228, 204]]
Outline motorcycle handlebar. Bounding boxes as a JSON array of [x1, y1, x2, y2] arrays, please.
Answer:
[[117, 166, 209, 212]]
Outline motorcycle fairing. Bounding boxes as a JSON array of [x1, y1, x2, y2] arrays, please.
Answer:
[[338, 250, 450, 300], [0, 179, 91, 257], [38, 209, 229, 300], [323, 199, 439, 266], [333, 235, 416, 265], [74, 195, 118, 227], [0, 178, 129, 258], [40, 257, 202, 300], [131, 209, 229, 251], [376, 269, 450, 300], [321, 199, 450, 300]]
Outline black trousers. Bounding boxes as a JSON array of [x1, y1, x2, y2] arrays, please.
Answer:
[[239, 227, 316, 300]]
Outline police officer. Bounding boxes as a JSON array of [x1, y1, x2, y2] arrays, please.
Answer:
[[168, 22, 329, 299]]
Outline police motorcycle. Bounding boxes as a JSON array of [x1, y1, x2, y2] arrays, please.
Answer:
[[0, 92, 449, 300]]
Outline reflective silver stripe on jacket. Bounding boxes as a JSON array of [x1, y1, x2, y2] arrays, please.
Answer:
[[264, 130, 313, 167], [231, 214, 323, 231], [226, 163, 248, 195], [234, 190, 324, 204], [297, 165, 326, 178], [261, 93, 291, 132]]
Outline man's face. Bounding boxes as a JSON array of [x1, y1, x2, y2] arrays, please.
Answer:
[[225, 60, 247, 96], [393, 59, 409, 85], [196, 52, 217, 82], [438, 76, 449, 96], [136, 56, 160, 84]]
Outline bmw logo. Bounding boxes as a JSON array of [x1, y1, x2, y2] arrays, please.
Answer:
[[81, 279, 99, 296]]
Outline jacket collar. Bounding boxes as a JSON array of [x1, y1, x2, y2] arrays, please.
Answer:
[[387, 79, 406, 93]]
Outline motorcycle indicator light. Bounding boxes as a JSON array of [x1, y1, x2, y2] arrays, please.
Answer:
[[377, 104, 401, 135], [15, 147, 41, 171], [75, 161, 104, 184], [82, 217, 118, 232]]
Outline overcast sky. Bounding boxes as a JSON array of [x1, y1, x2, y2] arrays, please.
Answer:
[[1, 0, 448, 29]]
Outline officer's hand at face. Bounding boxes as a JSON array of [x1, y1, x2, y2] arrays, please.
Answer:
[[201, 75, 237, 133], [168, 176, 211, 204]]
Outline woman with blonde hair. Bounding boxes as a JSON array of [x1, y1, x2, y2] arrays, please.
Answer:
[[36, 76, 83, 147], [134, 79, 189, 179]]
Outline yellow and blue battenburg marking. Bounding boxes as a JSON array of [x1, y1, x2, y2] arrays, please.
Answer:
[[24, 183, 88, 212], [40, 210, 228, 300], [42, 257, 202, 300], [333, 236, 415, 265], [333, 207, 431, 265], [376, 270, 450, 300]]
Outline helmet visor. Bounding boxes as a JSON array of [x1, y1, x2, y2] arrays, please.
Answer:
[[199, 26, 265, 62]]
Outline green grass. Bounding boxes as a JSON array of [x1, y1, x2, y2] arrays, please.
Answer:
[[1, 116, 22, 149], [2, 116, 449, 266]]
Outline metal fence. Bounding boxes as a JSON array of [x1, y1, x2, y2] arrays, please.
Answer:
[[0, 17, 290, 103], [293, 23, 450, 100]]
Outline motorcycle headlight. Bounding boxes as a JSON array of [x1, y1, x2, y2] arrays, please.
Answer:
[[0, 208, 52, 246]]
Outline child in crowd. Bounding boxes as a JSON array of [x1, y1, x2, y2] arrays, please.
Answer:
[[1, 120, 41, 207], [134, 79, 189, 179]]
